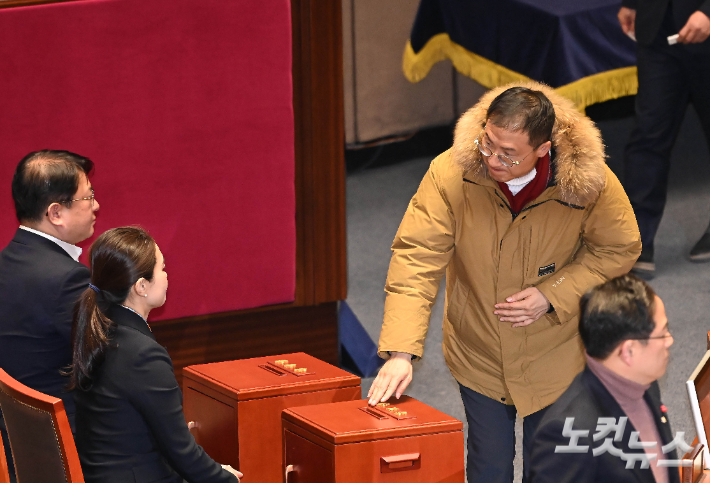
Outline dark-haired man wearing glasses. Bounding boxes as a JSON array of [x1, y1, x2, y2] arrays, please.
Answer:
[[368, 82, 641, 483], [530, 274, 679, 483], [0, 150, 99, 481]]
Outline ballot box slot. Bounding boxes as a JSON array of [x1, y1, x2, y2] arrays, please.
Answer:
[[258, 364, 288, 377], [359, 407, 387, 420], [380, 453, 421, 473]]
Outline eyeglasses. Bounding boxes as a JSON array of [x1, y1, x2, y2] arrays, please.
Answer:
[[473, 129, 537, 168], [627, 325, 672, 341], [60, 188, 95, 207], [632, 333, 672, 341]]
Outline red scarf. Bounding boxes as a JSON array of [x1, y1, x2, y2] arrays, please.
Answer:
[[497, 152, 551, 214]]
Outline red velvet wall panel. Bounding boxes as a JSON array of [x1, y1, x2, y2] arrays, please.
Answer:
[[0, 0, 296, 320]]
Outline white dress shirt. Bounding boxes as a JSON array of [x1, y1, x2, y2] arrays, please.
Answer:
[[505, 167, 537, 196], [19, 225, 82, 262]]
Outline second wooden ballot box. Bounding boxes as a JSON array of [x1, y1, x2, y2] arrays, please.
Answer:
[[282, 396, 465, 482], [183, 353, 361, 483]]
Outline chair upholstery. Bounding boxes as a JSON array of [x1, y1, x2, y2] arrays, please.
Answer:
[[0, 369, 83, 483]]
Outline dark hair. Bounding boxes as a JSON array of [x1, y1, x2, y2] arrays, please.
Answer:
[[578, 274, 657, 359], [11, 149, 94, 223], [486, 87, 555, 148], [69, 227, 157, 391]]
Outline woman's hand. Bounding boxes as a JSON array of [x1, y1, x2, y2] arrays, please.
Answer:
[[222, 465, 243, 481]]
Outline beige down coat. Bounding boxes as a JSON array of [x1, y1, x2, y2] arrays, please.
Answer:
[[378, 82, 641, 417]]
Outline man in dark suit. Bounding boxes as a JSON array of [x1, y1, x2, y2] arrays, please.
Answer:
[[618, 0, 710, 277], [0, 150, 99, 481], [529, 274, 681, 483]]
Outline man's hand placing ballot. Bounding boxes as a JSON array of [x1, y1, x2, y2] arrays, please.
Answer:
[[367, 351, 413, 406]]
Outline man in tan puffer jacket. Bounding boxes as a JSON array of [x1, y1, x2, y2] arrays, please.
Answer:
[[367, 82, 641, 483]]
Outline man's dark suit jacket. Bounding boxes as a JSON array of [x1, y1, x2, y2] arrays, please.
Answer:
[[0, 228, 90, 421], [74, 305, 238, 483], [623, 0, 710, 49], [529, 367, 681, 483]]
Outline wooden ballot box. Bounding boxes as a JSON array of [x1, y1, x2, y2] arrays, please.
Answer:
[[183, 353, 361, 483], [282, 396, 465, 483]]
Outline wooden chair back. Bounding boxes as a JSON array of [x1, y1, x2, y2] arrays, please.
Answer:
[[0, 428, 10, 483], [0, 369, 84, 483]]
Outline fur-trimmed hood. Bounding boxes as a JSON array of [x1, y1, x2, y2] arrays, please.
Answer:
[[452, 81, 606, 206]]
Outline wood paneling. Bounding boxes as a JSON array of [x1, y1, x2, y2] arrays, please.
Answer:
[[292, 0, 347, 306], [152, 302, 340, 382]]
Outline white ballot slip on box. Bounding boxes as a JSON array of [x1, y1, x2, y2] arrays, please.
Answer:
[[686, 350, 710, 469]]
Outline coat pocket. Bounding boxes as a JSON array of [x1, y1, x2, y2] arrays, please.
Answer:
[[446, 279, 470, 333], [545, 310, 561, 326]]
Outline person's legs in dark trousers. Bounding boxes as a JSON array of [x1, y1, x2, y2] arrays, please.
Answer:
[[459, 385, 549, 483], [521, 406, 548, 483], [459, 384, 516, 483], [624, 42, 688, 267], [686, 47, 710, 260]]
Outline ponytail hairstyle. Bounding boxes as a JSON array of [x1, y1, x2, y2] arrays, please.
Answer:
[[69, 226, 157, 391]]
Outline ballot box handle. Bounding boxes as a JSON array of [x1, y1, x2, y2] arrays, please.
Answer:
[[380, 453, 421, 473], [285, 464, 294, 481]]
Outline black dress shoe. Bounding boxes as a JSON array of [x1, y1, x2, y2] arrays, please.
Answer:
[[631, 247, 655, 279], [690, 232, 710, 262]]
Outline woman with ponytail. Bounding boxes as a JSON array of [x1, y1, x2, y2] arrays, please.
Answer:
[[70, 227, 241, 483]]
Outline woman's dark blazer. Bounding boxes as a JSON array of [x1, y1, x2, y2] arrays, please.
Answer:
[[74, 305, 238, 483]]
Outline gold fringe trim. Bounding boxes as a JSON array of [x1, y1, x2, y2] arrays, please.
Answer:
[[403, 34, 528, 86], [555, 67, 638, 111], [403, 34, 638, 111]]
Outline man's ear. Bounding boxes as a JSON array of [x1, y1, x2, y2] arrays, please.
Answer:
[[46, 203, 64, 227], [536, 141, 552, 158], [618, 340, 635, 366]]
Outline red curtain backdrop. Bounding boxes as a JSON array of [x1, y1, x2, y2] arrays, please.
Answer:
[[0, 0, 296, 320]]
